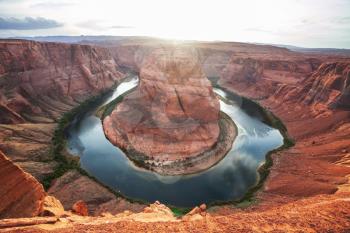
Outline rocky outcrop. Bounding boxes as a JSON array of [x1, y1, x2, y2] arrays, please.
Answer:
[[298, 62, 350, 109], [0, 150, 46, 219], [103, 47, 236, 175], [40, 196, 65, 217], [72, 201, 88, 216]]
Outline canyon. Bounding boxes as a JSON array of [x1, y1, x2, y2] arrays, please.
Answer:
[[0, 38, 349, 232]]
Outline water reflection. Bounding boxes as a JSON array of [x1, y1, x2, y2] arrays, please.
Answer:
[[66, 77, 283, 207]]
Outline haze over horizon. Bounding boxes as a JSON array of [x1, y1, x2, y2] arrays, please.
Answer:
[[0, 0, 349, 49]]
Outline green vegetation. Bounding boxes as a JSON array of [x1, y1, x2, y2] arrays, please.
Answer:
[[42, 82, 118, 189], [170, 207, 191, 217]]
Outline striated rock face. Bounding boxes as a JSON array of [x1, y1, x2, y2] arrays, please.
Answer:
[[298, 62, 350, 109], [221, 55, 321, 99], [0, 39, 124, 124], [103, 47, 222, 166], [0, 150, 46, 219]]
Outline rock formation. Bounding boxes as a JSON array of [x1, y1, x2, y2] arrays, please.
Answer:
[[298, 62, 350, 109], [72, 200, 89, 216], [103, 47, 236, 174], [0, 150, 46, 218], [0, 39, 124, 124], [40, 196, 65, 217], [220, 55, 321, 99]]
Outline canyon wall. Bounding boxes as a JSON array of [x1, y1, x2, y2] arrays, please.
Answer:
[[219, 52, 350, 202], [298, 62, 350, 110], [0, 39, 124, 124]]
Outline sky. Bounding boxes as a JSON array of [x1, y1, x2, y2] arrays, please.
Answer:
[[0, 0, 349, 48]]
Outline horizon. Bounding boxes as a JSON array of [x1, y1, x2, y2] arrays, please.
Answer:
[[0, 0, 350, 49], [1, 35, 350, 51]]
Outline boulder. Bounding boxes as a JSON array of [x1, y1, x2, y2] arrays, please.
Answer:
[[72, 200, 89, 216], [0, 150, 46, 218], [40, 196, 65, 217]]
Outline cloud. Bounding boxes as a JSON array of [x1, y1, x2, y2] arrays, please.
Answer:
[[76, 20, 134, 31], [111, 25, 134, 29], [331, 16, 350, 24], [0, 17, 63, 30], [30, 2, 75, 9], [76, 20, 105, 30], [244, 27, 272, 33]]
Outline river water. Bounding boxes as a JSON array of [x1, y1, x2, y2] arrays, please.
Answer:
[[66, 77, 283, 207]]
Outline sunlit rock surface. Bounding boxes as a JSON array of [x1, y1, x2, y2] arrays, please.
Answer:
[[103, 47, 221, 164], [0, 150, 46, 218]]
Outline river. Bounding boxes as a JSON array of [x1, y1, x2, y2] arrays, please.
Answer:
[[66, 77, 283, 207]]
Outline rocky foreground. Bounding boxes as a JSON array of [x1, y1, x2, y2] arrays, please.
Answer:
[[0, 39, 349, 232], [103, 47, 236, 175]]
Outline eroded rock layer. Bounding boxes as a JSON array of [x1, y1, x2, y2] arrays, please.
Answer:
[[0, 39, 124, 124], [103, 47, 236, 174], [0, 150, 46, 219]]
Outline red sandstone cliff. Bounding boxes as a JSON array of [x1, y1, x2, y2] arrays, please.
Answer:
[[298, 62, 350, 109], [0, 150, 45, 219], [0, 40, 124, 124]]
